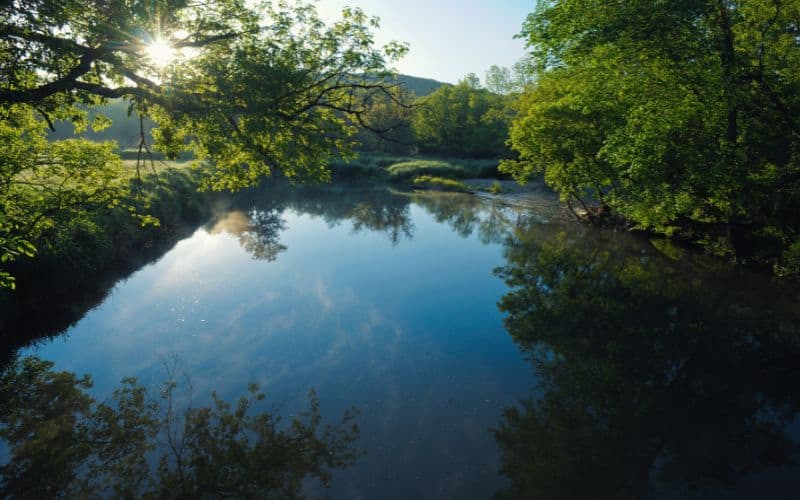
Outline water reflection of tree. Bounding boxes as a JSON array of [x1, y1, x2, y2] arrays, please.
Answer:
[[492, 224, 800, 499], [221, 186, 416, 250], [410, 192, 519, 245], [290, 188, 414, 245], [218, 186, 551, 258], [0, 357, 359, 499], [5, 186, 493, 368], [210, 208, 288, 262], [242, 208, 288, 260]]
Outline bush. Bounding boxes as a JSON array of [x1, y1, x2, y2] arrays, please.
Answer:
[[327, 157, 388, 183], [5, 168, 210, 293], [775, 239, 800, 279], [412, 175, 471, 192], [388, 160, 465, 180]]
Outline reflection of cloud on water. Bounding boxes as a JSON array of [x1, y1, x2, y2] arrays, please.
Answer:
[[322, 308, 405, 373], [208, 210, 252, 236], [314, 279, 334, 312], [23, 191, 536, 499], [146, 229, 242, 294]]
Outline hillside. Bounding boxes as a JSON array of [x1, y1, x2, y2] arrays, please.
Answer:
[[396, 74, 446, 97]]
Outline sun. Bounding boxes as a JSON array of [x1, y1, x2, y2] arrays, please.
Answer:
[[145, 37, 176, 68]]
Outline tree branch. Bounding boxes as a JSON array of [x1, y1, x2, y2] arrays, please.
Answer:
[[0, 52, 94, 104]]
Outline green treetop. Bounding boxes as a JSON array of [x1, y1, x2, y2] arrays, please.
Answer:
[[503, 0, 800, 269]]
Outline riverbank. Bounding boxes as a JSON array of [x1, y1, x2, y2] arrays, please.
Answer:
[[0, 168, 215, 364], [2, 146, 794, 364], [343, 155, 800, 280]]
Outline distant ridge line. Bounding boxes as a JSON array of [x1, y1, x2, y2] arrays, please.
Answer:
[[395, 74, 446, 97]]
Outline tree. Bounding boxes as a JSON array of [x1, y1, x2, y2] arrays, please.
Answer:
[[502, 0, 800, 269], [485, 65, 513, 95], [353, 85, 416, 155], [412, 76, 510, 158], [0, 356, 360, 498], [485, 60, 536, 96], [0, 0, 407, 287]]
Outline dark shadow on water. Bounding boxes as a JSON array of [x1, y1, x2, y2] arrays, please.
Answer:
[[0, 213, 213, 370], [492, 217, 800, 499]]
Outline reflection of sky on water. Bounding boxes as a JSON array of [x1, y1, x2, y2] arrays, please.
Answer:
[[24, 196, 533, 499], [14, 186, 800, 499]]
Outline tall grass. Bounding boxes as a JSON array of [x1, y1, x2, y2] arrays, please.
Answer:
[[328, 152, 500, 185], [387, 159, 498, 181], [412, 175, 471, 192]]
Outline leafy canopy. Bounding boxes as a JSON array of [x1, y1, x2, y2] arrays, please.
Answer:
[[412, 75, 511, 158], [0, 0, 407, 287], [502, 0, 800, 265]]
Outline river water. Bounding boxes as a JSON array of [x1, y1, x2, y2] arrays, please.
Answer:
[[6, 185, 800, 499]]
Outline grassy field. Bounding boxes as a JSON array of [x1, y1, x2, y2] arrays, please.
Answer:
[[121, 158, 197, 175], [118, 148, 198, 178]]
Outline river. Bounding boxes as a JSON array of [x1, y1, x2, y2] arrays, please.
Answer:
[[3, 185, 800, 499]]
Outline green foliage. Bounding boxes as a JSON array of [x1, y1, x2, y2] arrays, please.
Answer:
[[0, 167, 208, 306], [485, 60, 533, 95], [0, 105, 130, 287], [504, 0, 800, 270], [776, 239, 800, 278], [353, 86, 417, 155], [0, 0, 408, 287], [388, 160, 467, 180], [412, 77, 512, 158], [412, 176, 470, 192], [386, 159, 497, 181], [0, 356, 360, 498], [327, 156, 390, 183]]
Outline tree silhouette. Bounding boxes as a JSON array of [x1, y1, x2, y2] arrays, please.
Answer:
[[493, 223, 800, 499], [0, 357, 359, 499]]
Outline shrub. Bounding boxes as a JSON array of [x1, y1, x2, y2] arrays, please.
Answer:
[[775, 239, 800, 279], [412, 175, 471, 192], [387, 160, 470, 181]]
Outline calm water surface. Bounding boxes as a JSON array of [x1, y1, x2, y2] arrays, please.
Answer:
[[7, 186, 800, 498]]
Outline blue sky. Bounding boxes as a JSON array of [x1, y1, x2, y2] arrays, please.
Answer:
[[316, 0, 535, 84]]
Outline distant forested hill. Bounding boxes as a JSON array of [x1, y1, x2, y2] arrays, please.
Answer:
[[396, 74, 446, 97], [48, 99, 153, 148]]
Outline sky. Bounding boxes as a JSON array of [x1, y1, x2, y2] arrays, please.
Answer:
[[315, 0, 535, 84]]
